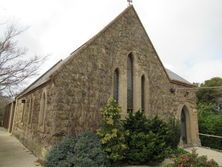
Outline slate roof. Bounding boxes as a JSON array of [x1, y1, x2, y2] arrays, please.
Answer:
[[17, 5, 192, 97], [18, 60, 63, 97], [165, 69, 191, 85], [18, 58, 191, 98], [18, 35, 94, 98]]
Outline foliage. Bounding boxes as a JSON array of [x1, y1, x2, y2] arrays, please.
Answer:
[[123, 111, 180, 165], [96, 98, 127, 165], [74, 131, 106, 167], [198, 103, 222, 135], [165, 147, 188, 158], [198, 103, 222, 150], [201, 77, 222, 87], [44, 132, 106, 167], [197, 77, 222, 150], [200, 135, 222, 150], [196, 77, 222, 104], [166, 149, 219, 167], [44, 136, 77, 167], [164, 117, 181, 149]]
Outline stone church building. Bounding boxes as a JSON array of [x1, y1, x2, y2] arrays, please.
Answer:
[[5, 5, 200, 159]]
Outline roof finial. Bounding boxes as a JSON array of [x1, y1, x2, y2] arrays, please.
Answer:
[[127, 0, 133, 6]]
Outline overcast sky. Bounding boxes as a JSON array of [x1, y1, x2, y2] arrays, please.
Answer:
[[1, 0, 222, 84]]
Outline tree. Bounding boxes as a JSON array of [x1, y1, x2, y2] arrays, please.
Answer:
[[96, 98, 127, 165], [196, 77, 222, 104], [201, 77, 222, 87], [0, 25, 41, 95]]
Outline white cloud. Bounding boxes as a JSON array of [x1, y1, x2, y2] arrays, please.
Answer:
[[0, 0, 221, 85], [185, 59, 222, 83]]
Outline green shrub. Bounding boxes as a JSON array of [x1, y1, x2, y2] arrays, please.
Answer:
[[198, 103, 222, 136], [200, 135, 222, 150], [96, 98, 127, 165], [74, 131, 106, 167], [166, 149, 219, 167], [166, 147, 188, 157], [123, 110, 147, 132], [127, 130, 166, 164], [44, 136, 77, 167], [44, 132, 106, 167], [148, 116, 180, 150], [124, 111, 179, 165], [198, 103, 222, 150], [165, 117, 181, 149], [196, 77, 222, 104]]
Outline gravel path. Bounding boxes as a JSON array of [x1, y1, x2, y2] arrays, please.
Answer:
[[0, 127, 41, 167]]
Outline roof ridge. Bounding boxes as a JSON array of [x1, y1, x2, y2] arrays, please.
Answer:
[[70, 5, 133, 56], [17, 6, 134, 97], [127, 7, 193, 87], [165, 68, 192, 85], [17, 5, 193, 97], [50, 5, 134, 77], [17, 60, 63, 98]]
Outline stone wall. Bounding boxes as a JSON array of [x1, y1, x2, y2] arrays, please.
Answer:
[[12, 82, 58, 158], [11, 6, 200, 159], [51, 6, 200, 145], [3, 103, 11, 129]]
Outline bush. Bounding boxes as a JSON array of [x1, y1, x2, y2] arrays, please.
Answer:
[[124, 111, 180, 165], [44, 132, 106, 167], [74, 131, 106, 167], [200, 135, 222, 150], [165, 147, 189, 159], [96, 98, 127, 165], [198, 103, 222, 150], [166, 149, 219, 167], [198, 103, 222, 136], [44, 136, 77, 167], [196, 77, 222, 104], [165, 117, 181, 149]]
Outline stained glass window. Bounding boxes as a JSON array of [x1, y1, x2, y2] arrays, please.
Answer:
[[127, 54, 133, 112], [113, 68, 119, 102], [39, 92, 46, 127], [141, 75, 145, 112]]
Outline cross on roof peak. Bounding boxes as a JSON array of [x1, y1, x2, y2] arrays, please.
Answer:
[[127, 0, 133, 6]]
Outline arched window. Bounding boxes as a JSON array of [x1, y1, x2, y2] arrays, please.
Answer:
[[21, 99, 26, 123], [39, 92, 47, 127], [141, 75, 145, 112], [113, 68, 119, 102], [181, 108, 187, 144], [28, 97, 34, 125], [127, 54, 133, 112]]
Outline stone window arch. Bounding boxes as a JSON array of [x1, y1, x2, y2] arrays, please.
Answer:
[[141, 75, 145, 112], [113, 68, 119, 102], [28, 96, 34, 125], [127, 53, 133, 112], [21, 99, 26, 123], [179, 104, 192, 146], [38, 91, 47, 127]]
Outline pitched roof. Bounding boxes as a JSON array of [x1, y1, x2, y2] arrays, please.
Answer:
[[17, 5, 193, 97], [18, 60, 63, 97], [166, 69, 191, 85], [18, 61, 191, 98]]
